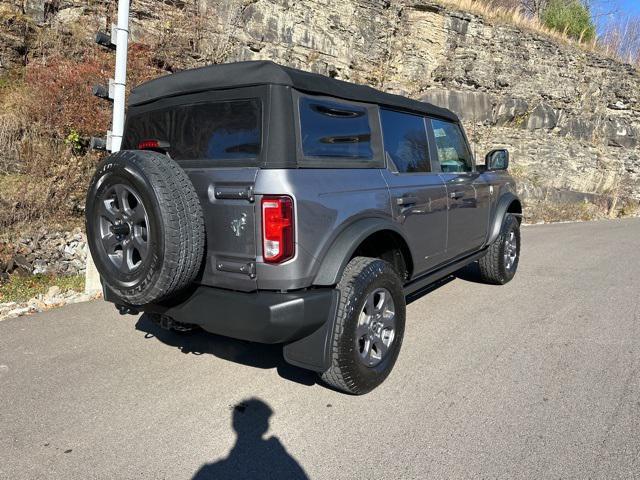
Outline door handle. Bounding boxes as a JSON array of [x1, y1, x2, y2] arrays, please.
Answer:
[[449, 191, 464, 200], [397, 196, 419, 206]]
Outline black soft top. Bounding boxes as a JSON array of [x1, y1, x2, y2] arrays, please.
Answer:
[[128, 60, 458, 122]]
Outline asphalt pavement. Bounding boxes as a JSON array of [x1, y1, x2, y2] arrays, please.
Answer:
[[1, 218, 639, 479]]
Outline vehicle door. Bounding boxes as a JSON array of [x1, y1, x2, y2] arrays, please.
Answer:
[[379, 109, 448, 276], [426, 118, 491, 258]]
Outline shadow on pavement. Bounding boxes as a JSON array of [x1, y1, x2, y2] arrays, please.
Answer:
[[192, 398, 309, 480], [135, 314, 316, 387], [453, 261, 489, 284], [405, 274, 456, 305]]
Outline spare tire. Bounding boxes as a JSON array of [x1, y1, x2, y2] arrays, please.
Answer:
[[85, 150, 205, 306]]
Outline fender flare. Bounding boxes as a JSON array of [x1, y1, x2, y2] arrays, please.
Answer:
[[487, 193, 522, 245], [312, 217, 411, 286]]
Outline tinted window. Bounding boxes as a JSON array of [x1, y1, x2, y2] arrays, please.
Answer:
[[123, 99, 261, 161], [430, 119, 473, 173], [380, 109, 430, 173], [299, 97, 372, 159]]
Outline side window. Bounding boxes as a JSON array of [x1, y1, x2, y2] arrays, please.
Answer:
[[430, 119, 473, 173], [299, 97, 373, 160], [379, 109, 430, 173]]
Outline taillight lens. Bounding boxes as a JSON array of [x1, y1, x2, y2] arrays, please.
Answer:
[[138, 140, 160, 150], [262, 196, 294, 264], [138, 139, 170, 153]]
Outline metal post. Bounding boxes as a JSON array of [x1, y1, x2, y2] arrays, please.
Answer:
[[110, 0, 130, 153], [85, 0, 130, 294]]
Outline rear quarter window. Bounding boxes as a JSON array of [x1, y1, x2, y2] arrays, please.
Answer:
[[122, 99, 261, 162], [296, 94, 383, 168]]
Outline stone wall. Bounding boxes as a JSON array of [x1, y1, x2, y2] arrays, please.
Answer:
[[2, 0, 639, 219], [0, 228, 87, 280]]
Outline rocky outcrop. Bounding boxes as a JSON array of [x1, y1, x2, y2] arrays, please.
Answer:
[[0, 228, 87, 279], [128, 0, 640, 211], [2, 0, 639, 217]]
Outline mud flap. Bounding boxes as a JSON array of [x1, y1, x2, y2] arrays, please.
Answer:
[[282, 290, 339, 372]]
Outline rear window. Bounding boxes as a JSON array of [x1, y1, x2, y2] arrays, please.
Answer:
[[122, 99, 261, 161], [299, 97, 373, 160]]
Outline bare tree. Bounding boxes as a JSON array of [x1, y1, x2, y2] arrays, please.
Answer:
[[521, 0, 549, 17], [599, 14, 640, 65]]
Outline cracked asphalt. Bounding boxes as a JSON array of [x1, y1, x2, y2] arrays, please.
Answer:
[[1, 218, 639, 479]]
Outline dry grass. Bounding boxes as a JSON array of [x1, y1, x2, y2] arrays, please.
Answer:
[[0, 113, 22, 174], [617, 200, 640, 218], [524, 198, 608, 223], [0, 274, 84, 303], [435, 0, 638, 67]]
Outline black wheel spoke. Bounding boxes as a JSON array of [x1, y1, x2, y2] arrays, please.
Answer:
[[98, 199, 118, 222], [115, 185, 132, 216], [98, 183, 150, 275], [121, 242, 134, 273], [130, 203, 146, 223], [102, 233, 120, 254], [132, 234, 148, 259]]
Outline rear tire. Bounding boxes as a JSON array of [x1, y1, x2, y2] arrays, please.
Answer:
[[320, 257, 406, 395], [478, 213, 520, 285]]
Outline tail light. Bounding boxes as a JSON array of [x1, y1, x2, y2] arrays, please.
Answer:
[[138, 139, 170, 153], [262, 196, 294, 264]]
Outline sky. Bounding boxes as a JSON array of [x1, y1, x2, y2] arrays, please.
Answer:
[[611, 0, 640, 15], [593, 0, 640, 24]]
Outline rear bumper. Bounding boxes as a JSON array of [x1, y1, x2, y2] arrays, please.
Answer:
[[106, 284, 338, 345]]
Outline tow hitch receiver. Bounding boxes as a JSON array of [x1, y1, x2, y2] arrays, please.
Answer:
[[150, 313, 197, 333], [116, 304, 139, 316]]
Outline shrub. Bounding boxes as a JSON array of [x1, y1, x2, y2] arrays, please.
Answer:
[[0, 40, 164, 232], [541, 0, 596, 42], [19, 52, 112, 137]]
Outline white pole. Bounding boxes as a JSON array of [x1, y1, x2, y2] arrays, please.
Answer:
[[85, 0, 130, 294], [111, 0, 130, 153]]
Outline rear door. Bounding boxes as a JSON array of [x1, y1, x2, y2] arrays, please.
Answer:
[[427, 118, 490, 258], [122, 88, 267, 291], [379, 109, 448, 276]]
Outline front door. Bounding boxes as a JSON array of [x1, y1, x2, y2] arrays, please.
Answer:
[[379, 109, 448, 276], [427, 118, 490, 258], [439, 172, 491, 256]]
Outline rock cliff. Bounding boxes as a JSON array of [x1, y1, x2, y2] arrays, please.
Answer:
[[2, 0, 639, 220]]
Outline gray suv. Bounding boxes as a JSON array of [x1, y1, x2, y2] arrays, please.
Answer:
[[86, 61, 522, 394]]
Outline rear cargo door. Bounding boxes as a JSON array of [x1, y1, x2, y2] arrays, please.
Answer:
[[186, 167, 258, 292], [122, 89, 267, 291]]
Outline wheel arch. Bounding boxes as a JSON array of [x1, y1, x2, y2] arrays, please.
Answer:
[[312, 218, 413, 286], [487, 193, 522, 245]]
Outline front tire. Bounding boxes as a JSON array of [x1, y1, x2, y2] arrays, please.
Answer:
[[320, 257, 406, 395], [478, 213, 521, 285]]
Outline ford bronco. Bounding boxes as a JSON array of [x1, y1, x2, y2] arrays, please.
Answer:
[[85, 61, 522, 394]]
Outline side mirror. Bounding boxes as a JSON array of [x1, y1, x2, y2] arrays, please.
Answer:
[[485, 149, 509, 171]]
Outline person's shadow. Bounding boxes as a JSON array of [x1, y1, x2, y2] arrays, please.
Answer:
[[192, 398, 309, 480]]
